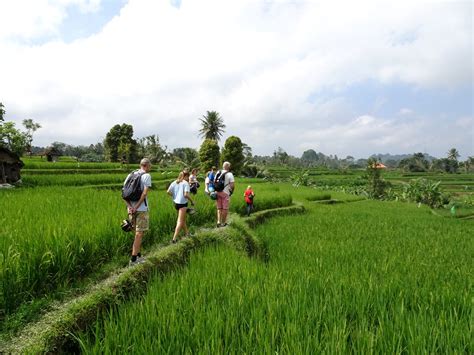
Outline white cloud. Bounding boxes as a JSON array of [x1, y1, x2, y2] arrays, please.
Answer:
[[0, 0, 102, 42], [399, 108, 413, 115], [0, 0, 472, 158]]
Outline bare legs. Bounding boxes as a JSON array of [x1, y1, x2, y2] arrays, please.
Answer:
[[217, 208, 229, 226], [172, 208, 188, 241], [132, 231, 143, 256]]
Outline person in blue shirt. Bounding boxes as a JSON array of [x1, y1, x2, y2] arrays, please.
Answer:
[[205, 166, 216, 194]]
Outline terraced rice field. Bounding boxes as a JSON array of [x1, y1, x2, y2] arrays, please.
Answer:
[[1, 161, 472, 353], [76, 199, 471, 353]]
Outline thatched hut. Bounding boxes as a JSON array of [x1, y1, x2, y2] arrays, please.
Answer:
[[40, 147, 62, 162], [0, 147, 24, 184]]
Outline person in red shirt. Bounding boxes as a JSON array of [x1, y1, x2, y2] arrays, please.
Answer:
[[244, 185, 255, 217]]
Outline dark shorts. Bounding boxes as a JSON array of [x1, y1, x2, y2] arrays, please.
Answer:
[[174, 202, 188, 210]]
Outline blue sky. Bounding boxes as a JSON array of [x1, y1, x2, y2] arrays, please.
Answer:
[[0, 0, 472, 159], [58, 0, 127, 43]]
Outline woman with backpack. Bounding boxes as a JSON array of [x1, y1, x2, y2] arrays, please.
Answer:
[[244, 185, 255, 217], [167, 170, 195, 243]]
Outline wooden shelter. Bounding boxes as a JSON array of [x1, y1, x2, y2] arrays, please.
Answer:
[[40, 147, 62, 162], [0, 147, 24, 184]]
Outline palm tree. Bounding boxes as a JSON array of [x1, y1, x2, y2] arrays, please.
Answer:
[[199, 111, 225, 141], [447, 148, 460, 161]]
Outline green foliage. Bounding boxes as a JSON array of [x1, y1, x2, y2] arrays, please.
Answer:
[[365, 158, 390, 199], [273, 146, 289, 165], [199, 139, 220, 171], [198, 111, 225, 141], [0, 121, 27, 156], [0, 104, 41, 156], [22, 119, 41, 154], [240, 163, 268, 178], [301, 149, 320, 167], [398, 152, 429, 172], [399, 178, 449, 208], [291, 169, 313, 187], [104, 124, 138, 163], [137, 135, 167, 164], [0, 102, 5, 122], [430, 158, 459, 173], [172, 147, 199, 169], [221, 136, 245, 174], [447, 148, 460, 161]]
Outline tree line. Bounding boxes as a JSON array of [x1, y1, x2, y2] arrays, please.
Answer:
[[1, 101, 472, 174]]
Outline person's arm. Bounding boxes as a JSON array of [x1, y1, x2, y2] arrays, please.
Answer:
[[184, 191, 194, 205], [130, 186, 150, 213], [184, 183, 194, 205]]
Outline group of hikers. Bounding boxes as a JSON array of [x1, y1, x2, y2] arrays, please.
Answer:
[[122, 158, 255, 266]]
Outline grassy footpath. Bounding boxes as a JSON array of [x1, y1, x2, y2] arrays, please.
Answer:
[[1, 204, 304, 353], [76, 199, 472, 353]]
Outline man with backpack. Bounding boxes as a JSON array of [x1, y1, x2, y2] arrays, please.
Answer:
[[214, 161, 235, 227], [122, 158, 152, 266]]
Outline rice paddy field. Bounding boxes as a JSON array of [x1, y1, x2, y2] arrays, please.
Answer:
[[0, 158, 472, 353]]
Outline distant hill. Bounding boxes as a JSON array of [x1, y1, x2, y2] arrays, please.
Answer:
[[370, 153, 437, 163]]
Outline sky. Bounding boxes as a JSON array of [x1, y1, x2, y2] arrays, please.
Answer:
[[0, 0, 472, 160]]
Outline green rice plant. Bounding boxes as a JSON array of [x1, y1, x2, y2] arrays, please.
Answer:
[[77, 199, 471, 353], [22, 159, 129, 170], [21, 172, 175, 187], [0, 187, 216, 316]]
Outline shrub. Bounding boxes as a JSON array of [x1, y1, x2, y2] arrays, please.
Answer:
[[365, 158, 390, 199], [399, 178, 449, 208]]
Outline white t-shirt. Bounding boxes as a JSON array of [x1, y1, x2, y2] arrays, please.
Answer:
[[123, 169, 152, 212], [168, 180, 190, 204], [219, 170, 235, 195]]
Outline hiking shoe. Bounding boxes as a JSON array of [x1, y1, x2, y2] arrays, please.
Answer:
[[136, 256, 146, 264], [216, 223, 221, 228], [171, 239, 177, 244], [129, 260, 139, 267], [187, 208, 197, 215]]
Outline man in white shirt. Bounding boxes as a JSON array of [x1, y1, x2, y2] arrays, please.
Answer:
[[216, 161, 235, 227], [123, 158, 152, 266]]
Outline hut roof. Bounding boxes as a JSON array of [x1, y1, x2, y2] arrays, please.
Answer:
[[0, 147, 24, 166], [40, 147, 62, 156]]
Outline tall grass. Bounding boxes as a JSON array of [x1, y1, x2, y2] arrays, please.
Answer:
[[77, 199, 471, 353], [21, 171, 176, 187], [0, 187, 215, 316], [0, 181, 293, 317]]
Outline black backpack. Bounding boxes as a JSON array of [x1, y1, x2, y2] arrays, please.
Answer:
[[122, 170, 144, 201], [214, 170, 228, 192]]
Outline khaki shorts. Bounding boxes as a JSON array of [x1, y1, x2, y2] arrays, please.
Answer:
[[130, 211, 149, 232]]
